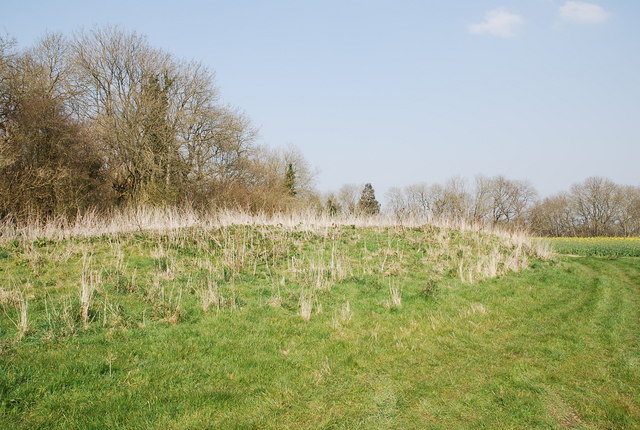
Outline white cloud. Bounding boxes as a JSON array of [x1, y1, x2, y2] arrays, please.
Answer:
[[469, 8, 524, 38], [560, 1, 611, 23]]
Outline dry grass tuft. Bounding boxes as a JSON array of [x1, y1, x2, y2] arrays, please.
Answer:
[[80, 253, 99, 329], [299, 289, 314, 321], [1, 287, 30, 341], [0, 288, 21, 306], [0, 206, 547, 247], [460, 302, 488, 317], [384, 282, 402, 309], [16, 291, 29, 340], [198, 277, 222, 313], [332, 300, 353, 329]]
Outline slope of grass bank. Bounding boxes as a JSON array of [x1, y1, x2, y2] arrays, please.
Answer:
[[1, 225, 638, 428]]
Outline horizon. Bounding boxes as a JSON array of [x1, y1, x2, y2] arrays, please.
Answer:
[[2, 0, 638, 200]]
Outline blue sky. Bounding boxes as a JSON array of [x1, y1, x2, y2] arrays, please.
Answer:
[[2, 0, 639, 197]]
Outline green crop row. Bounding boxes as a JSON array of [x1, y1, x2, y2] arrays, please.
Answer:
[[546, 237, 640, 257]]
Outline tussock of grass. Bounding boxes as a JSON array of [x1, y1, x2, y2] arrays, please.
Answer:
[[384, 282, 402, 309]]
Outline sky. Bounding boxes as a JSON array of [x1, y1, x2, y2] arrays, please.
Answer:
[[2, 0, 639, 198]]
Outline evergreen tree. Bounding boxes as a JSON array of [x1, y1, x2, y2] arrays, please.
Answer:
[[358, 183, 380, 215], [284, 163, 297, 196], [326, 196, 339, 216]]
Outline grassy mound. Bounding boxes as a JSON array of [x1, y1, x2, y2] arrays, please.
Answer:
[[0, 223, 545, 340], [1, 222, 639, 428]]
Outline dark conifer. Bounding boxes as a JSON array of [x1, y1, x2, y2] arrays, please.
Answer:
[[284, 163, 297, 196], [358, 183, 380, 215]]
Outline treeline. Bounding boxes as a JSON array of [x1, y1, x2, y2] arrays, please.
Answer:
[[2, 29, 638, 237], [0, 28, 315, 220], [381, 176, 640, 237]]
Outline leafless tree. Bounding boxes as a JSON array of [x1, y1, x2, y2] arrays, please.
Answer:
[[69, 27, 262, 207], [570, 177, 619, 236], [485, 176, 537, 226], [0, 34, 106, 218], [336, 184, 361, 215], [529, 193, 576, 236], [614, 185, 640, 236], [405, 183, 432, 218], [385, 187, 409, 218]]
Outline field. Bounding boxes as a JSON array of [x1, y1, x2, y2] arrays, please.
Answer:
[[1, 219, 639, 428], [547, 237, 640, 257]]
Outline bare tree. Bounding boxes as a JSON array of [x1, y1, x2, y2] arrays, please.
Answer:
[[405, 183, 432, 218], [470, 175, 493, 222], [441, 177, 471, 221], [337, 184, 361, 215], [0, 35, 17, 169], [71, 28, 182, 203], [70, 27, 261, 206], [483, 176, 537, 226], [614, 185, 640, 236], [385, 187, 409, 218], [530, 193, 576, 236], [570, 177, 619, 236], [0, 35, 105, 218]]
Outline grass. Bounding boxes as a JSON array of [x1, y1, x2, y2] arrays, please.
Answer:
[[0, 220, 638, 428], [547, 237, 640, 257]]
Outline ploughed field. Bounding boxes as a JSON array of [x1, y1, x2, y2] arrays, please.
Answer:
[[1, 224, 638, 428]]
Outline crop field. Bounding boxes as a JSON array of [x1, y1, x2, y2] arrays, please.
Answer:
[[1, 221, 639, 428], [547, 237, 640, 257]]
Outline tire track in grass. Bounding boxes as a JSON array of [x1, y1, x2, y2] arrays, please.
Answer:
[[546, 258, 640, 427], [579, 258, 640, 420]]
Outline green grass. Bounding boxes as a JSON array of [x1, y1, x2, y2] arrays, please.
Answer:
[[547, 237, 640, 257], [1, 226, 639, 428]]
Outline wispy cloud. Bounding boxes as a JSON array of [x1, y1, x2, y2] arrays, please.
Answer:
[[469, 8, 524, 38], [560, 1, 611, 23]]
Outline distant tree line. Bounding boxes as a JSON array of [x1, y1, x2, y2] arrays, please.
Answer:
[[381, 176, 640, 237], [0, 28, 314, 220], [2, 30, 637, 237], [530, 177, 640, 237]]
